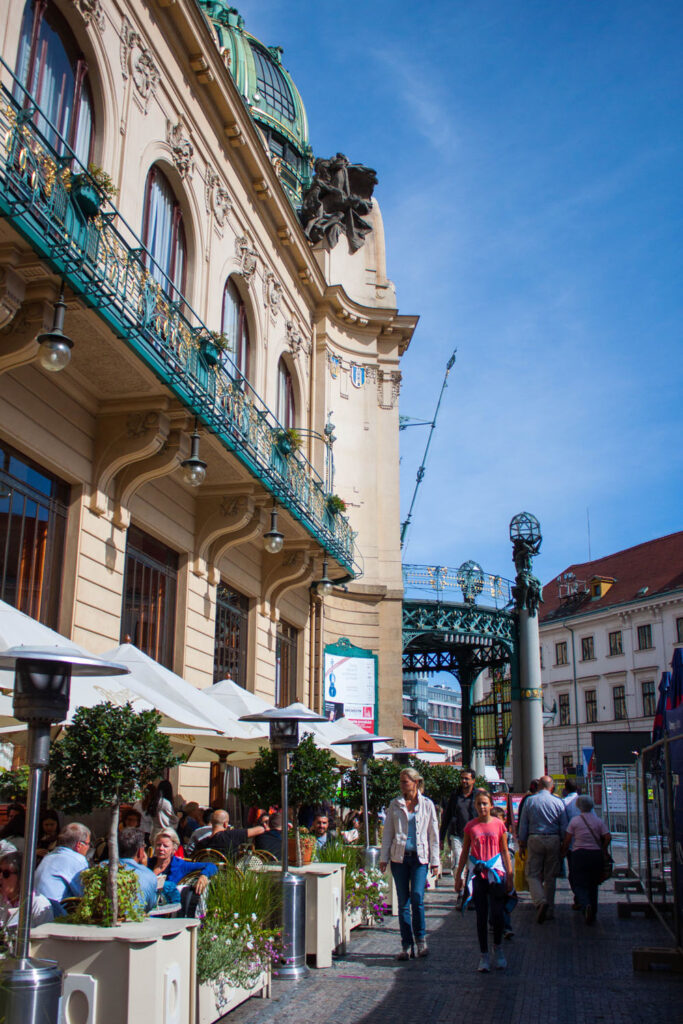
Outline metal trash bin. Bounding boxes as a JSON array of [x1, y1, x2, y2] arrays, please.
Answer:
[[0, 957, 62, 1024]]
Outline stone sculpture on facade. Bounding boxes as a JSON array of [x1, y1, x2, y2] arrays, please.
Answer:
[[299, 153, 377, 253]]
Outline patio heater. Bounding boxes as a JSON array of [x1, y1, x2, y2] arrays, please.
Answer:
[[332, 732, 392, 871], [391, 747, 421, 766], [0, 646, 128, 1024], [239, 705, 326, 980]]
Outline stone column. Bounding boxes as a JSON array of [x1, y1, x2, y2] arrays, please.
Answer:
[[509, 513, 545, 792]]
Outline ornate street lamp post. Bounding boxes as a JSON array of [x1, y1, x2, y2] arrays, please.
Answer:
[[509, 512, 545, 791], [332, 733, 392, 870], [0, 646, 128, 1024], [239, 705, 326, 980]]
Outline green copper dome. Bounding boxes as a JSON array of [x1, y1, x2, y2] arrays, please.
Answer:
[[197, 1, 313, 207]]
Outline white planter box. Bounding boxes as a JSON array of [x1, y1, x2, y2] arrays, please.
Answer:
[[30, 918, 199, 1024], [197, 971, 270, 1024]]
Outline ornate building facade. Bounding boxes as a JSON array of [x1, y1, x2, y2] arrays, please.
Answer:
[[0, 0, 416, 797]]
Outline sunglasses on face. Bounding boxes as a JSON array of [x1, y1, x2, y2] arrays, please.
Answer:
[[0, 869, 17, 879]]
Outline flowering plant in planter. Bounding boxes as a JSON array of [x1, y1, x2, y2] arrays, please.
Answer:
[[346, 867, 390, 924], [326, 494, 346, 515]]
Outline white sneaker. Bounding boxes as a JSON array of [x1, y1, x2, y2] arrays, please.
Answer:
[[493, 946, 507, 969], [416, 940, 428, 957], [477, 953, 491, 973]]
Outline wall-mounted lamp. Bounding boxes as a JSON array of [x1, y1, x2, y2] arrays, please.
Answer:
[[263, 504, 284, 554], [316, 554, 333, 597], [180, 419, 207, 487], [36, 285, 73, 372]]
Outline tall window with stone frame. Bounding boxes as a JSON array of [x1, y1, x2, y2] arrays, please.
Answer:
[[585, 688, 598, 724], [221, 278, 250, 380], [15, 0, 95, 165], [641, 680, 656, 718], [581, 635, 595, 661], [637, 624, 653, 651], [559, 692, 571, 726], [276, 358, 295, 429], [555, 640, 568, 666], [121, 526, 178, 669], [141, 165, 187, 302], [677, 617, 683, 644], [275, 620, 298, 707], [0, 441, 69, 629], [562, 754, 574, 775], [608, 630, 623, 656], [213, 583, 249, 686], [613, 684, 627, 721]]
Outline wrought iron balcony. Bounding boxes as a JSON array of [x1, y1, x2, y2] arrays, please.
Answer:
[[402, 563, 514, 608], [0, 63, 357, 573]]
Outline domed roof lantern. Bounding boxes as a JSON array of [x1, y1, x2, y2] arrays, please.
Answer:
[[197, 1, 313, 208]]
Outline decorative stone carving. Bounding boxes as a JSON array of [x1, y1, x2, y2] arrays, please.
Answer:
[[234, 236, 258, 285], [285, 320, 304, 358], [262, 271, 282, 316], [376, 369, 402, 410], [299, 153, 377, 253], [0, 267, 25, 331], [73, 0, 105, 31], [120, 18, 159, 113], [205, 164, 231, 230], [167, 120, 194, 180]]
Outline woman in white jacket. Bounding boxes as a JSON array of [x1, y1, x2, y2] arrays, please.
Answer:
[[380, 767, 440, 959]]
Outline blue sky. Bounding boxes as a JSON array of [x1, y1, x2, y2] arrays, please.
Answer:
[[236, 0, 682, 587]]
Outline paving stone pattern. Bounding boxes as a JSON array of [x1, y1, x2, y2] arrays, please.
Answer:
[[225, 877, 682, 1024]]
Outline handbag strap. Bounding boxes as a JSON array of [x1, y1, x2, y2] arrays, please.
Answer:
[[580, 812, 605, 848]]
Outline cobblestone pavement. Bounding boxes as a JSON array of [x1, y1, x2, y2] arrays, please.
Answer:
[[225, 875, 682, 1024]]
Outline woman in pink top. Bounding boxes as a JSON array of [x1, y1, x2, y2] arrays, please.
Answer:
[[561, 795, 611, 925], [454, 790, 512, 973]]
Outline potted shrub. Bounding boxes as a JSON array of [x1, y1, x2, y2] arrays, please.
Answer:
[[200, 331, 230, 367], [68, 865, 145, 926], [238, 734, 338, 866], [274, 427, 302, 456], [0, 765, 29, 803], [196, 866, 281, 1022], [326, 494, 346, 515], [70, 164, 118, 218], [49, 702, 181, 923]]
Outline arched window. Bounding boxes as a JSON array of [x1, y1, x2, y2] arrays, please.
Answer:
[[141, 166, 187, 301], [14, 0, 94, 165], [276, 357, 295, 429], [221, 278, 250, 379]]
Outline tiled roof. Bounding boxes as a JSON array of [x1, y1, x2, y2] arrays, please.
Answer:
[[401, 716, 446, 754], [540, 531, 683, 623]]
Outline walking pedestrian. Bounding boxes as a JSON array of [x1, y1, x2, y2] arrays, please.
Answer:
[[440, 768, 477, 884], [454, 790, 513, 972], [560, 795, 611, 924], [518, 775, 567, 923], [380, 767, 440, 960]]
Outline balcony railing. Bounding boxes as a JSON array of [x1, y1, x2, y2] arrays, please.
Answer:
[[402, 563, 514, 608], [0, 61, 357, 574]]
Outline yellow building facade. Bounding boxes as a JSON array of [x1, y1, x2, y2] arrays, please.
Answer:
[[0, 0, 416, 798]]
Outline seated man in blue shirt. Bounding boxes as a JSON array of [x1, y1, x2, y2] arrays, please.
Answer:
[[34, 822, 91, 912], [71, 827, 158, 914]]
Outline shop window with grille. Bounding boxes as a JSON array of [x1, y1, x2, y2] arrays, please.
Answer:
[[585, 689, 598, 724], [213, 583, 249, 685], [642, 680, 656, 718], [562, 754, 574, 775], [559, 693, 571, 726], [0, 441, 69, 629], [275, 620, 298, 707], [121, 526, 177, 669], [613, 684, 627, 721]]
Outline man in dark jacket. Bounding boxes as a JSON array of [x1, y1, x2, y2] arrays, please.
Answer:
[[440, 769, 477, 882], [254, 811, 284, 859]]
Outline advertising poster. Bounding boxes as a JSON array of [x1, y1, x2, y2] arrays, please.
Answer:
[[324, 638, 378, 735]]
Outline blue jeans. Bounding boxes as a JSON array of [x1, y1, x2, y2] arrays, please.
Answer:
[[391, 850, 428, 948]]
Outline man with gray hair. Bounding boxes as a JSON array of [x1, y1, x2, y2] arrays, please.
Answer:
[[518, 775, 568, 923], [34, 823, 91, 908]]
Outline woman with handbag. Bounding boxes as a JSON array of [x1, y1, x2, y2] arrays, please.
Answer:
[[560, 795, 611, 925]]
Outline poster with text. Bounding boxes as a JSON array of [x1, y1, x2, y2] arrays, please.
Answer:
[[324, 643, 377, 734]]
